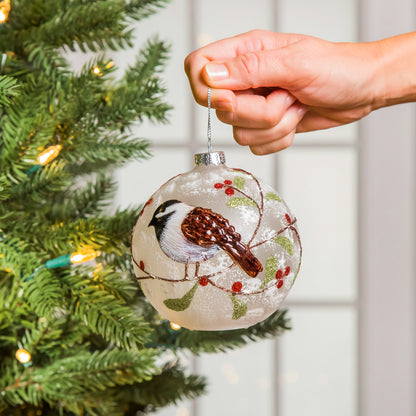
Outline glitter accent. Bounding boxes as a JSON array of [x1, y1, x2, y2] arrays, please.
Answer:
[[163, 281, 199, 311], [273, 235, 294, 256], [230, 295, 248, 320], [233, 176, 246, 190], [226, 197, 257, 208]]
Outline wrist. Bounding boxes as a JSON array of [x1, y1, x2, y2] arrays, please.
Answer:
[[372, 32, 416, 110]]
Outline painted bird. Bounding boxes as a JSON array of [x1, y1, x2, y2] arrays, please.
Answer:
[[148, 199, 263, 277]]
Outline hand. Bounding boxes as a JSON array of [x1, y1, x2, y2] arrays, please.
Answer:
[[184, 30, 383, 154]]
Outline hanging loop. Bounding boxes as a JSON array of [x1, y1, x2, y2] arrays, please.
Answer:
[[207, 87, 212, 153]]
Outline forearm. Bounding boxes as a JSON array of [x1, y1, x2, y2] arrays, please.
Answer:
[[373, 32, 416, 109]]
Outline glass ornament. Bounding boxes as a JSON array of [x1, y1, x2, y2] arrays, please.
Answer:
[[131, 151, 302, 330]]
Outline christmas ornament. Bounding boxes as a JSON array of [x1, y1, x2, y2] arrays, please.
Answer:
[[131, 89, 302, 331]]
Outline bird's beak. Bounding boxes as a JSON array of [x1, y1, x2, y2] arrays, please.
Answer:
[[148, 216, 156, 228]]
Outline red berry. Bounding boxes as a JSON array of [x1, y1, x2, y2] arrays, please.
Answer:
[[277, 280, 284, 289], [199, 277, 208, 286], [284, 266, 291, 276], [275, 269, 283, 279], [225, 187, 234, 196], [232, 281, 242, 292], [214, 183, 224, 189], [224, 179, 232, 185], [139, 261, 145, 271], [285, 214, 291, 224]]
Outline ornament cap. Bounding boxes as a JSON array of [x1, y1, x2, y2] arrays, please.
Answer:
[[194, 151, 225, 167]]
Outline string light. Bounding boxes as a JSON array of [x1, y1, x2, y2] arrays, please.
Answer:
[[70, 247, 99, 264], [27, 144, 63, 174], [92, 66, 102, 76], [37, 144, 62, 165], [45, 247, 99, 268], [25, 248, 100, 281], [170, 322, 181, 330], [0, 0, 10, 24], [16, 348, 31, 365]]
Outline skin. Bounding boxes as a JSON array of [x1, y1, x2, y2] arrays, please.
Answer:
[[184, 30, 416, 155]]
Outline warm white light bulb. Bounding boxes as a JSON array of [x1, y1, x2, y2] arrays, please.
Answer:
[[70, 248, 99, 264], [92, 66, 101, 75], [37, 145, 62, 165], [170, 322, 181, 330], [0, 0, 10, 24], [16, 348, 31, 364]]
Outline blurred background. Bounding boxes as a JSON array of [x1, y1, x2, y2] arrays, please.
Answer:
[[73, 1, 415, 415]]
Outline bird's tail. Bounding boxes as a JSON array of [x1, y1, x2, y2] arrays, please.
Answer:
[[223, 241, 263, 278]]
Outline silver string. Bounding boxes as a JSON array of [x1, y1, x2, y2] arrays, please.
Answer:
[[207, 87, 212, 153]]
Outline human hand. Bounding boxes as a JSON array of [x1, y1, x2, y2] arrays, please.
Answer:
[[184, 30, 382, 154]]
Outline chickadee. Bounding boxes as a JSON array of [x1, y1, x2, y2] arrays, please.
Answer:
[[148, 199, 263, 278]]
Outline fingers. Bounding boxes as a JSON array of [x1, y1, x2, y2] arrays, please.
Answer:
[[184, 30, 306, 108], [232, 103, 308, 155], [216, 89, 296, 129]]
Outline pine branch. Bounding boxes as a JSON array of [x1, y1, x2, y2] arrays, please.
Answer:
[[0, 75, 19, 108], [172, 310, 291, 354], [124, 0, 170, 21], [23, 268, 66, 319], [62, 268, 152, 349], [99, 38, 171, 127], [0, 349, 159, 410], [117, 363, 206, 409], [48, 173, 116, 221], [65, 135, 152, 174]]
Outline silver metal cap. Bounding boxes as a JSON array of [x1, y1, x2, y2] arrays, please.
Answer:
[[194, 151, 225, 166]]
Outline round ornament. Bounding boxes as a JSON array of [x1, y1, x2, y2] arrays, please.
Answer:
[[131, 151, 302, 331]]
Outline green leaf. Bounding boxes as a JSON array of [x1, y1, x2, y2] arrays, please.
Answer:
[[226, 197, 256, 208], [265, 192, 281, 202], [229, 295, 248, 320], [259, 255, 278, 290], [233, 176, 245, 190], [273, 235, 294, 256], [164, 281, 199, 311]]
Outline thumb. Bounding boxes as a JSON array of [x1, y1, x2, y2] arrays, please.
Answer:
[[202, 49, 295, 91]]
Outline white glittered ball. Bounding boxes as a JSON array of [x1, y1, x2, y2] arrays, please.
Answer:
[[131, 152, 302, 331]]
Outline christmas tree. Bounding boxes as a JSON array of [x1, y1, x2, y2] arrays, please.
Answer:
[[0, 1, 290, 415]]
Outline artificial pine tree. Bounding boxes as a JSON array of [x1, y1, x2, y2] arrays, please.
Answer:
[[0, 1, 290, 415]]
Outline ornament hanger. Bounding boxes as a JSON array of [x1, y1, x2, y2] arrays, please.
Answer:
[[195, 87, 225, 166], [207, 87, 212, 153]]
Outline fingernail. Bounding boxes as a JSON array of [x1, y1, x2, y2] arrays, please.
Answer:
[[297, 105, 308, 117], [205, 63, 229, 81], [285, 95, 296, 108]]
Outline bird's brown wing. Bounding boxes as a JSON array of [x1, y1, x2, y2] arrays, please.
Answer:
[[181, 207, 263, 277]]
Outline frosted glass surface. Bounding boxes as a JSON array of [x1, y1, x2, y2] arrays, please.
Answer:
[[279, 307, 357, 416], [113, 148, 191, 209], [279, 0, 358, 42], [197, 340, 274, 416], [278, 148, 357, 301]]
